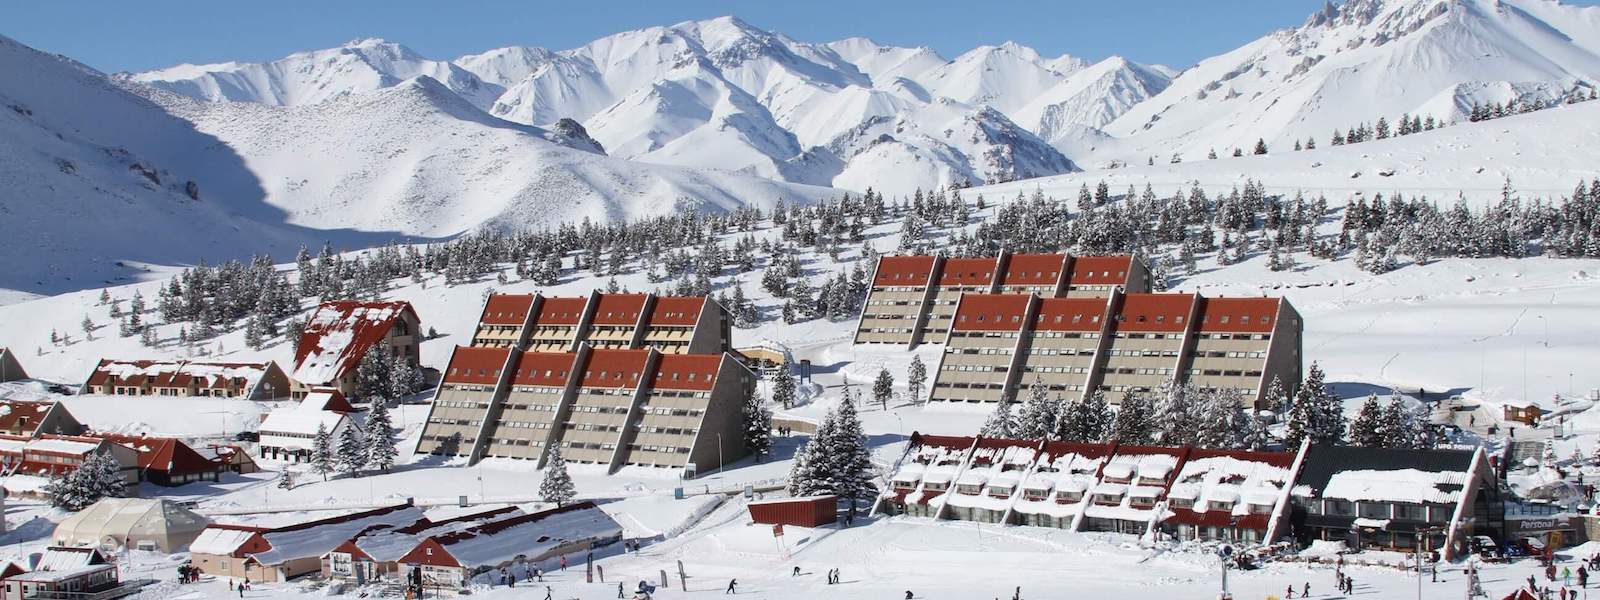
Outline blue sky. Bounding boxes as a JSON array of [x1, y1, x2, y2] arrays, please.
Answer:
[[9, 0, 1600, 73]]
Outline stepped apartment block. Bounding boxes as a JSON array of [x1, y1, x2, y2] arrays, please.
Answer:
[[856, 254, 1302, 408], [416, 292, 750, 475]]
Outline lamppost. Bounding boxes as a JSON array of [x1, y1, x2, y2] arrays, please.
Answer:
[[1415, 525, 1444, 600], [1217, 544, 1235, 600]]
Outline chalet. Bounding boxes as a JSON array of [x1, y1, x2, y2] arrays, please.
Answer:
[[190, 504, 424, 582], [1, 564, 117, 600], [1158, 448, 1298, 544], [300, 388, 356, 414], [81, 359, 291, 399], [1288, 445, 1498, 560], [942, 437, 1039, 523], [0, 400, 83, 437], [197, 444, 260, 475], [257, 399, 358, 463], [397, 502, 622, 591], [879, 435, 976, 519], [0, 348, 26, 382], [99, 434, 224, 486], [291, 301, 421, 398], [320, 506, 523, 585], [1009, 441, 1114, 530]]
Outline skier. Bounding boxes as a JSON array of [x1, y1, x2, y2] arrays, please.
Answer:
[[1303, 581, 1310, 597], [1285, 584, 1295, 598], [792, 566, 801, 577], [1579, 566, 1588, 587], [906, 591, 914, 599], [725, 578, 738, 594], [534, 566, 544, 581], [1012, 585, 1022, 600]]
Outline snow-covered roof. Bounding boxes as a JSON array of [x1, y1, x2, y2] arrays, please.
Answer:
[[413, 503, 621, 569], [292, 301, 414, 385], [955, 472, 989, 487], [258, 400, 350, 449], [85, 359, 275, 390], [250, 506, 426, 565], [1352, 517, 1391, 529], [1102, 463, 1134, 480], [1129, 486, 1164, 499], [1092, 483, 1127, 496], [10, 565, 113, 583], [349, 508, 525, 563], [1322, 468, 1468, 504], [36, 547, 104, 571], [190, 528, 258, 556], [25, 438, 99, 455]]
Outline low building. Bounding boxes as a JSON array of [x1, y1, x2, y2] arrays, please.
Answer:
[[1158, 448, 1297, 544], [732, 343, 789, 377], [99, 434, 224, 486], [748, 496, 837, 528], [1503, 399, 1542, 426], [291, 301, 421, 398], [257, 399, 357, 463], [320, 506, 523, 585], [0, 400, 83, 438], [1, 564, 117, 600], [190, 504, 424, 582], [1288, 445, 1498, 560], [880, 435, 976, 519], [0, 348, 26, 383], [397, 502, 622, 591], [81, 359, 291, 399], [0, 434, 139, 486], [51, 498, 209, 553], [197, 444, 259, 475]]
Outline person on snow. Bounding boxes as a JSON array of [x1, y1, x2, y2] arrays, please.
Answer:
[[598, 565, 605, 583], [1285, 585, 1295, 598], [560, 556, 569, 571], [1012, 585, 1021, 600], [543, 586, 553, 600], [618, 581, 625, 598], [725, 578, 738, 594], [1579, 566, 1589, 587], [1302, 581, 1310, 597], [792, 566, 801, 577], [905, 591, 914, 599]]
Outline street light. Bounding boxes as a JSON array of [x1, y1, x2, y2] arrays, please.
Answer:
[[1217, 545, 1235, 600]]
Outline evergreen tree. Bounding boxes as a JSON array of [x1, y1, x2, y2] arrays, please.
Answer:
[[387, 355, 424, 401], [539, 446, 578, 506], [872, 368, 895, 410], [311, 423, 334, 481], [828, 399, 877, 517], [365, 401, 398, 472], [81, 315, 94, 340], [1154, 383, 1196, 446], [337, 423, 366, 477], [772, 371, 797, 410], [50, 451, 127, 510], [277, 469, 294, 490], [355, 347, 393, 402], [1058, 391, 1111, 442], [980, 398, 1018, 438], [1110, 391, 1155, 444], [906, 355, 927, 404], [1349, 394, 1386, 447], [1195, 389, 1246, 449], [1261, 375, 1289, 414], [742, 384, 773, 460], [1014, 379, 1060, 440], [1384, 397, 1431, 450]]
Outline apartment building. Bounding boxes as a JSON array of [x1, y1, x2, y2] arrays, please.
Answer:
[[467, 292, 730, 355], [855, 253, 1150, 348], [925, 290, 1302, 409], [414, 345, 753, 475], [929, 294, 1034, 403]]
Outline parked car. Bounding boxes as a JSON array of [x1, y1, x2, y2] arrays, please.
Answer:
[[1471, 536, 1501, 561], [234, 430, 260, 442]]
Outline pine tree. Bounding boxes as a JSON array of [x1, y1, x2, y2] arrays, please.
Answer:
[[906, 355, 927, 404], [365, 402, 398, 472], [337, 423, 366, 477], [1058, 391, 1111, 443], [1014, 379, 1060, 440], [277, 469, 293, 490], [1261, 375, 1289, 414], [387, 355, 424, 401], [1111, 391, 1155, 444], [741, 384, 773, 460], [1195, 389, 1246, 449], [872, 368, 895, 410], [1154, 383, 1195, 446], [1293, 363, 1344, 445], [829, 399, 877, 517], [772, 372, 797, 410], [1384, 397, 1430, 450], [98, 289, 111, 305], [539, 446, 578, 506], [980, 398, 1018, 438], [45, 471, 88, 511], [81, 315, 94, 340], [1349, 394, 1386, 447], [355, 347, 393, 403], [1253, 138, 1269, 155], [311, 423, 334, 481]]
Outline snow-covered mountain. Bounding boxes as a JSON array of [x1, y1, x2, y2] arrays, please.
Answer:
[[1106, 0, 1600, 160]]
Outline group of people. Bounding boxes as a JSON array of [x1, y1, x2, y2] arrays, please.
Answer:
[[175, 564, 202, 584]]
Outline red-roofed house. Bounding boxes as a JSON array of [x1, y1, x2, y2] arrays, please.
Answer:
[[0, 434, 139, 487], [99, 433, 224, 486], [1015, 297, 1114, 399], [919, 257, 1003, 344], [81, 359, 290, 399], [639, 295, 731, 355], [396, 502, 622, 591], [527, 296, 591, 353], [469, 292, 731, 356], [929, 294, 1038, 403], [586, 293, 650, 350], [997, 253, 1070, 295], [291, 301, 420, 398], [0, 399, 83, 438], [619, 352, 753, 472], [557, 349, 653, 465]]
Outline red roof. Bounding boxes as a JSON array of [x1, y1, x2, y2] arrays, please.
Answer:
[[535, 297, 590, 326], [1069, 256, 1134, 286], [1183, 447, 1296, 469], [1033, 298, 1109, 332], [937, 258, 998, 286], [1195, 297, 1282, 333], [650, 354, 722, 391], [443, 347, 509, 386], [397, 502, 604, 568], [479, 294, 534, 326], [591, 294, 648, 325], [975, 437, 1042, 451], [951, 294, 1032, 332], [648, 296, 705, 327], [1112, 293, 1196, 333], [0, 399, 54, 433], [1166, 507, 1272, 530], [512, 352, 577, 387], [872, 256, 936, 286], [303, 388, 355, 413], [99, 433, 218, 476], [1039, 441, 1116, 463], [293, 301, 418, 385], [1001, 254, 1069, 286], [580, 349, 650, 388], [910, 434, 976, 451]]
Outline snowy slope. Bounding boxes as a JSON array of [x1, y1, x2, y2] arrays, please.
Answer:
[[130, 38, 506, 110], [0, 34, 336, 299], [1014, 56, 1173, 144], [1106, 0, 1600, 162], [148, 76, 834, 237]]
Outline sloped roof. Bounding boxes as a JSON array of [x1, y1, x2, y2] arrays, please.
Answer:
[[98, 434, 217, 476], [259, 401, 348, 442], [937, 257, 998, 286], [580, 349, 650, 388], [512, 352, 577, 387], [647, 296, 706, 326], [872, 256, 937, 286], [1296, 446, 1476, 505], [302, 388, 355, 413], [247, 505, 426, 566], [1068, 256, 1134, 286], [1033, 298, 1109, 332], [1195, 297, 1283, 333], [650, 354, 722, 391], [1001, 254, 1068, 286], [443, 347, 510, 386], [0, 399, 55, 433], [590, 294, 647, 325], [1112, 293, 1196, 333], [293, 301, 416, 385], [399, 502, 621, 569], [951, 294, 1032, 332], [534, 297, 589, 326], [479, 294, 535, 326], [86, 359, 274, 389]]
